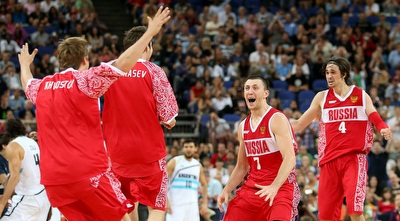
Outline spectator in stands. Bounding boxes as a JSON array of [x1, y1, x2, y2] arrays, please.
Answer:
[[74, 0, 94, 13], [210, 157, 229, 186], [30, 22, 50, 47], [0, 94, 11, 120], [86, 26, 104, 53], [197, 88, 213, 115], [2, 65, 21, 90], [0, 33, 21, 55], [188, 79, 204, 113], [365, 0, 380, 16], [36, 53, 55, 78], [198, 5, 212, 27], [8, 88, 25, 118], [18, 99, 35, 120], [388, 43, 400, 69], [0, 52, 15, 75], [40, 0, 58, 14], [175, 23, 191, 53], [382, 0, 399, 14], [385, 76, 400, 102], [12, 3, 28, 25], [23, 0, 36, 15], [248, 42, 269, 68], [83, 11, 108, 34], [205, 169, 223, 221], [388, 193, 400, 221], [283, 12, 298, 37], [207, 112, 231, 147], [236, 6, 247, 26], [291, 55, 310, 77], [218, 4, 236, 25], [210, 142, 227, 167], [350, 63, 367, 90], [28, 2, 47, 26], [243, 13, 261, 40], [12, 23, 28, 47], [211, 89, 233, 116]]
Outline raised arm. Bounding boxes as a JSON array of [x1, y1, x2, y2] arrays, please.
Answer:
[[113, 6, 170, 72], [18, 43, 38, 91]]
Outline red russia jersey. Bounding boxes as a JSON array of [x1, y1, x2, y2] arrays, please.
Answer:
[[318, 86, 373, 166], [25, 63, 123, 185], [242, 107, 298, 187], [102, 59, 178, 177]]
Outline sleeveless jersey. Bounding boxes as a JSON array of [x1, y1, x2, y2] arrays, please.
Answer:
[[242, 107, 298, 187], [12, 136, 45, 195], [318, 86, 373, 166], [102, 59, 178, 177], [168, 156, 201, 205]]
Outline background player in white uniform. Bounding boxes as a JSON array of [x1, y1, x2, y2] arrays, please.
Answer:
[[0, 119, 50, 220], [166, 139, 208, 221]]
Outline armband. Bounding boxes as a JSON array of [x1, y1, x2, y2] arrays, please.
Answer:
[[368, 111, 388, 132]]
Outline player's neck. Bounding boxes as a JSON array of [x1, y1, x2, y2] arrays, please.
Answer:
[[251, 104, 269, 119], [333, 83, 351, 98], [184, 156, 193, 161]]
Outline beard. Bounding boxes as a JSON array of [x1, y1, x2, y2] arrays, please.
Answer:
[[184, 153, 194, 159]]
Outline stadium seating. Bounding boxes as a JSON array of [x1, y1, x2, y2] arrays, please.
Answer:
[[312, 79, 328, 92]]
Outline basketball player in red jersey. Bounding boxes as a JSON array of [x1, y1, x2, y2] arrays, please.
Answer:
[[102, 26, 178, 221], [217, 74, 300, 220], [291, 56, 392, 221], [18, 7, 171, 221]]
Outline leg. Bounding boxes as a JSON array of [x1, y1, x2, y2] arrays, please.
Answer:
[[128, 202, 140, 221], [147, 207, 165, 221], [342, 154, 368, 219], [121, 214, 132, 221], [318, 163, 344, 220]]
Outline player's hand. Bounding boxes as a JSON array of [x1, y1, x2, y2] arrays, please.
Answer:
[[18, 43, 38, 67], [217, 190, 229, 212], [162, 118, 176, 129], [146, 6, 170, 37], [381, 128, 392, 140], [255, 183, 279, 206], [199, 204, 208, 217]]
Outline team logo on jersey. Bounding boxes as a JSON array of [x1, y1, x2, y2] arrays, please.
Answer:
[[350, 96, 358, 103], [243, 130, 249, 134], [328, 100, 336, 104], [260, 126, 266, 134]]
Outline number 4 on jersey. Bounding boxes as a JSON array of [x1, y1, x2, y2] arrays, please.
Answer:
[[339, 121, 346, 133]]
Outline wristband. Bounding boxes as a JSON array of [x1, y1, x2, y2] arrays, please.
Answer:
[[368, 111, 388, 132]]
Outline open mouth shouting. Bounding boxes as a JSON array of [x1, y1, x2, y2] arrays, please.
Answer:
[[248, 98, 256, 103]]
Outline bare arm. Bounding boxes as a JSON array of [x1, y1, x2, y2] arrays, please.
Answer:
[[255, 113, 296, 205], [0, 174, 6, 187], [0, 142, 23, 215], [18, 44, 38, 91], [217, 121, 249, 210], [199, 165, 209, 216], [113, 6, 171, 72], [291, 91, 324, 132]]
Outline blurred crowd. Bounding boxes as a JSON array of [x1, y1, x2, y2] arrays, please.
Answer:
[[1, 0, 400, 220]]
